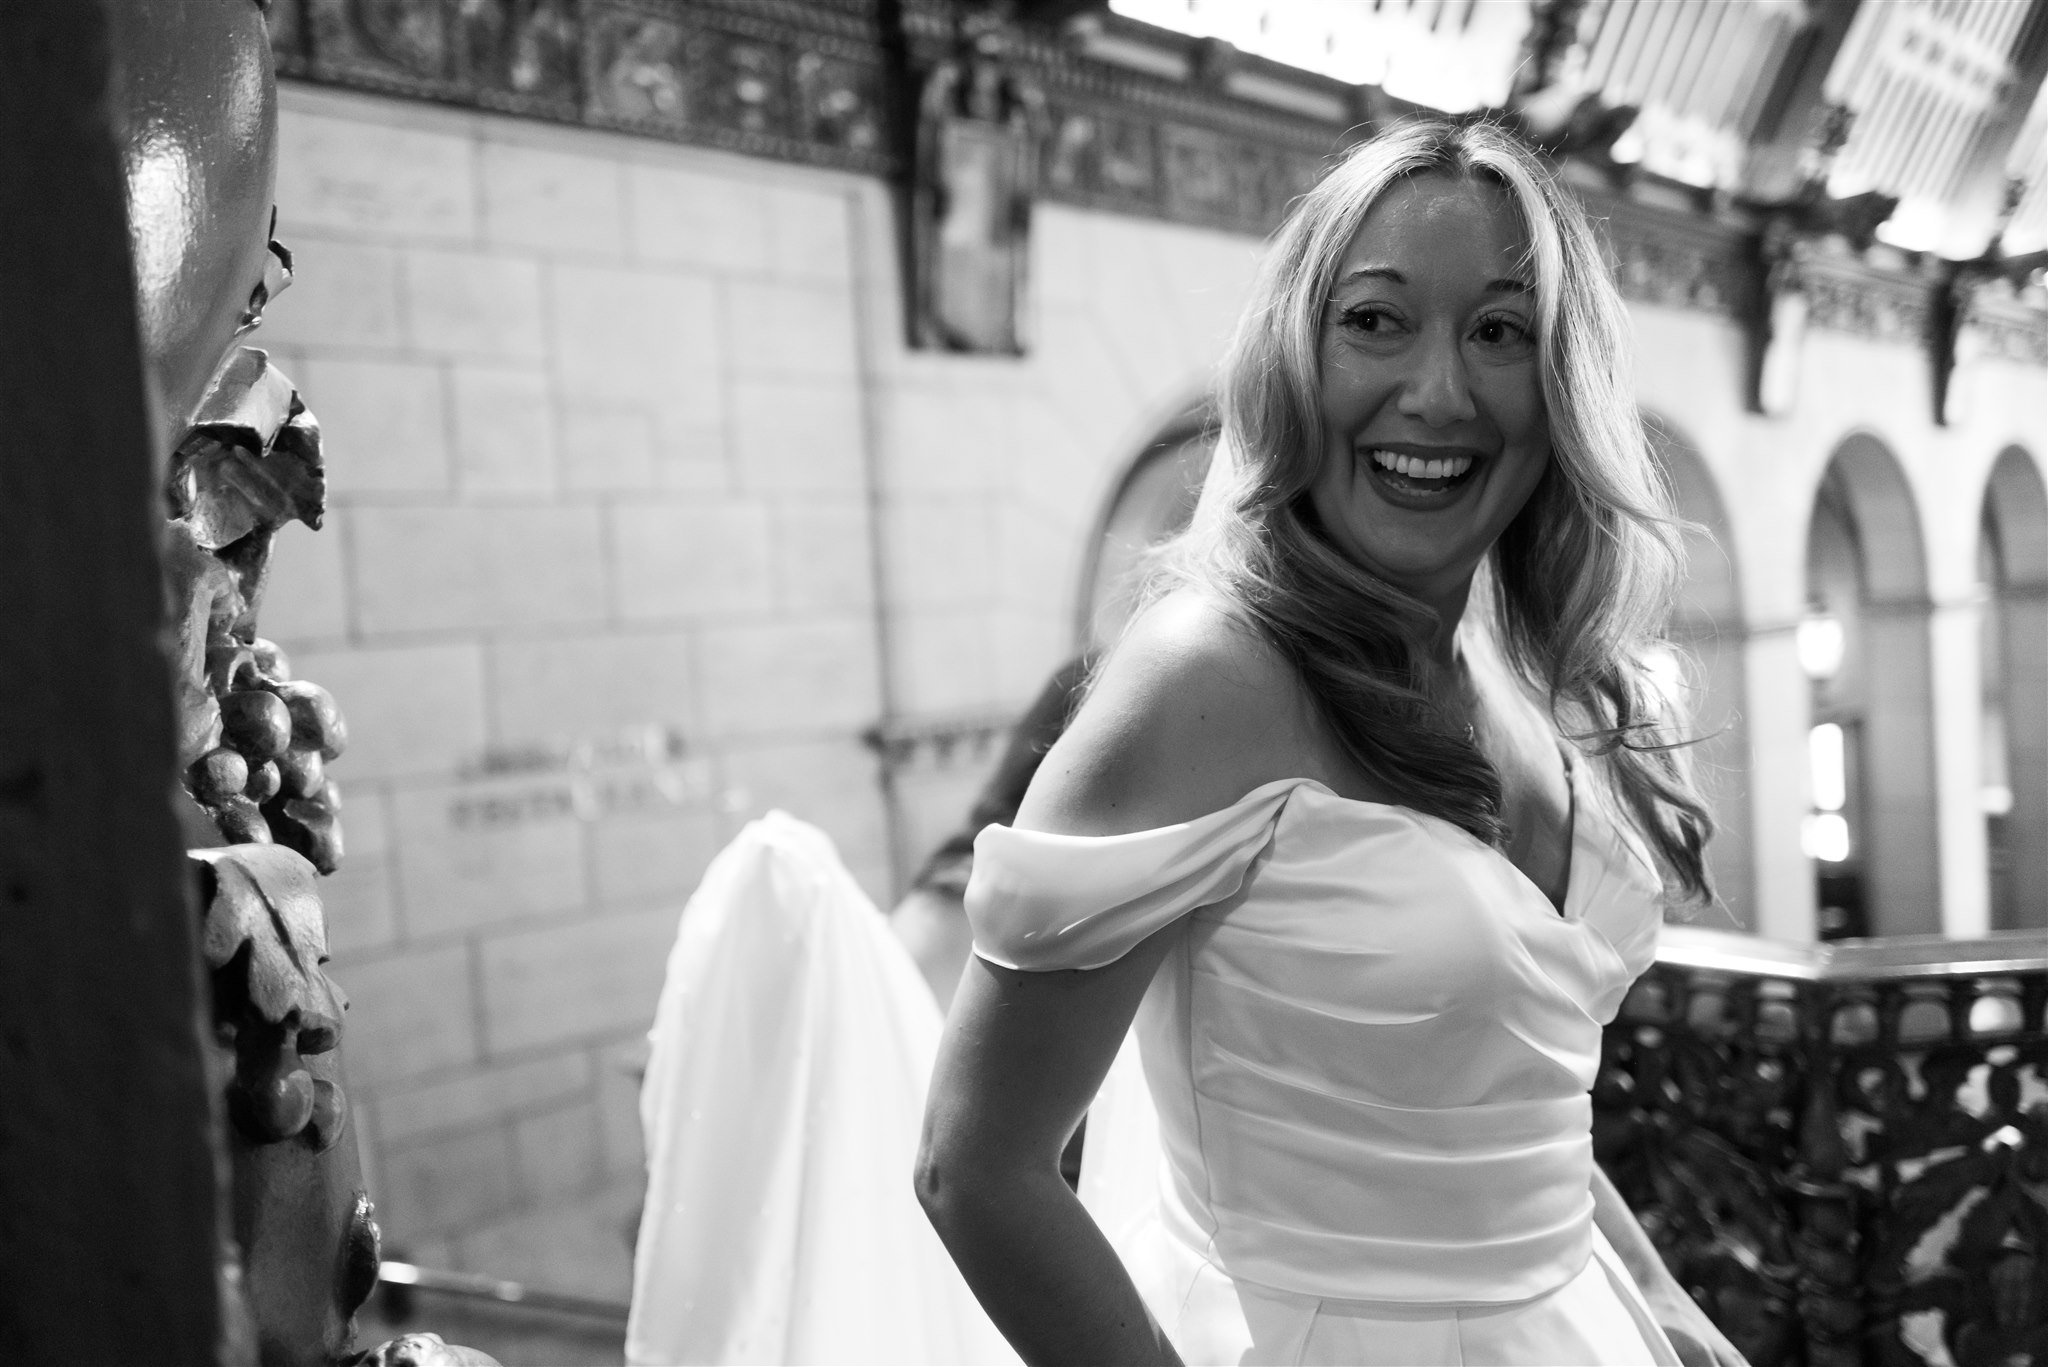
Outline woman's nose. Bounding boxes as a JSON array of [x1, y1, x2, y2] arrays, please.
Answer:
[[1397, 330, 1478, 427]]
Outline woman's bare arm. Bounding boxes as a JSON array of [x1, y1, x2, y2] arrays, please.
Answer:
[[917, 935, 1182, 1366], [1591, 1164, 1748, 1367], [917, 592, 1315, 1365]]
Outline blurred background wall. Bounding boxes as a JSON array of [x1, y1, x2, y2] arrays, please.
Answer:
[[246, 0, 2047, 1304], [253, 83, 1262, 1288]]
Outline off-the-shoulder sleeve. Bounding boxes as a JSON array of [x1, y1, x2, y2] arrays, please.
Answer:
[[964, 779, 1307, 972]]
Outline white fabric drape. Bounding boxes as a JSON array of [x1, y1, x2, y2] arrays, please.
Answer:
[[626, 812, 1017, 1366]]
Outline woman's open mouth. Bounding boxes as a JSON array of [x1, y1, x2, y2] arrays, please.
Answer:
[[1360, 446, 1480, 508]]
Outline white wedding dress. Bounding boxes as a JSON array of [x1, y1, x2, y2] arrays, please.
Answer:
[[628, 762, 1681, 1365], [967, 759, 1684, 1366], [626, 813, 1016, 1366]]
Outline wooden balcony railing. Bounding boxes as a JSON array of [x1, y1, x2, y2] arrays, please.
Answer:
[[1597, 926, 2048, 1367]]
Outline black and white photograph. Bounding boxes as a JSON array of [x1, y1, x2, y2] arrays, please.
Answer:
[[2, 1, 2044, 1364]]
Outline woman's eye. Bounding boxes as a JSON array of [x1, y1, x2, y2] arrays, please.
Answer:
[[1339, 305, 1399, 336], [1473, 316, 1533, 349]]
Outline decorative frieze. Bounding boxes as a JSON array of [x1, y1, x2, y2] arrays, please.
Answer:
[[1800, 252, 1936, 346], [1587, 184, 1753, 320], [989, 12, 1346, 236], [1973, 292, 2048, 368], [270, 0, 2046, 358], [274, 0, 895, 173], [1037, 104, 1326, 236]]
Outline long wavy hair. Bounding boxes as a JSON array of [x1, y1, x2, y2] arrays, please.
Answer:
[[1146, 118, 1714, 903]]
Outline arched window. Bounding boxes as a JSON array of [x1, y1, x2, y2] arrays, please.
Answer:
[[1979, 446, 2048, 931], [1646, 416, 1752, 926], [1802, 435, 1939, 938], [1075, 414, 1216, 651]]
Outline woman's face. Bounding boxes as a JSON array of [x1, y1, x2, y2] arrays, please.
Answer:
[[1309, 173, 1550, 605]]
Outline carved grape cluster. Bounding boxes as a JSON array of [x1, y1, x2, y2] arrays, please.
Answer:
[[229, 1002, 347, 1150], [186, 636, 347, 871]]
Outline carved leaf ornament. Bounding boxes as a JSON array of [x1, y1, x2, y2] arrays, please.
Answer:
[[191, 843, 345, 1035], [168, 345, 324, 551], [191, 843, 350, 1151]]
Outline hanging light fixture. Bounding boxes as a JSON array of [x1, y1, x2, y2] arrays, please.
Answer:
[[1802, 720, 1852, 863], [1796, 606, 1846, 681]]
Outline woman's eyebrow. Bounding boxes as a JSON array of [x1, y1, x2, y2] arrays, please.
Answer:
[[1330, 268, 1534, 295], [1334, 266, 1402, 287]]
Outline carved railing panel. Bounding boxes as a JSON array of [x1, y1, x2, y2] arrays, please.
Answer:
[[1598, 927, 2048, 1367]]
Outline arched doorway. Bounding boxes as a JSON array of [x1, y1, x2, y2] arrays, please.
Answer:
[[1075, 409, 1216, 651], [1646, 417, 1754, 927], [1980, 446, 2048, 931], [1802, 434, 1941, 938]]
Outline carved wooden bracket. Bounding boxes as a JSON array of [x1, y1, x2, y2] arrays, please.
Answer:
[[1743, 106, 1901, 416], [1932, 181, 2048, 426]]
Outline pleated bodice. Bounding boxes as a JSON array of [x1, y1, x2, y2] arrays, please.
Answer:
[[965, 762, 1664, 1305]]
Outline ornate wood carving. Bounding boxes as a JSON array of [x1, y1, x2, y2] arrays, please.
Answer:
[[1741, 104, 1915, 415], [168, 344, 350, 870], [161, 325, 498, 1364], [105, 1, 499, 1358], [1597, 933, 2048, 1367]]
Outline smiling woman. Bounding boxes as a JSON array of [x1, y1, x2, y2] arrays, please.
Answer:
[[1150, 119, 1715, 890], [1311, 176, 1550, 604], [915, 120, 1744, 1367]]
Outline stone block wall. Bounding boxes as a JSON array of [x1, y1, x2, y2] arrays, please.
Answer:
[[256, 82, 1262, 1282]]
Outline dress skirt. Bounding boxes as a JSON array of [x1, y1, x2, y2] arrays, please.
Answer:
[[1151, 1223, 1683, 1367]]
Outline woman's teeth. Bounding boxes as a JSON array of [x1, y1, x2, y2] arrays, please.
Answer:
[[1366, 449, 1474, 481]]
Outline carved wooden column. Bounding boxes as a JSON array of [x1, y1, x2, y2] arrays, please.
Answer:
[[4, 0, 501, 1361], [160, 342, 488, 1364], [159, 339, 388, 1365], [0, 0, 234, 1359]]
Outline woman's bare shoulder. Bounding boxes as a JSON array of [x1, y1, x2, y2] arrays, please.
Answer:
[[1015, 589, 1316, 835]]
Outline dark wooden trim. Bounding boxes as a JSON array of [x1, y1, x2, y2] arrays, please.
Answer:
[[0, 1, 233, 1361]]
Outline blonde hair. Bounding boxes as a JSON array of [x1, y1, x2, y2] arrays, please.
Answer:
[[1154, 118, 1713, 902]]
